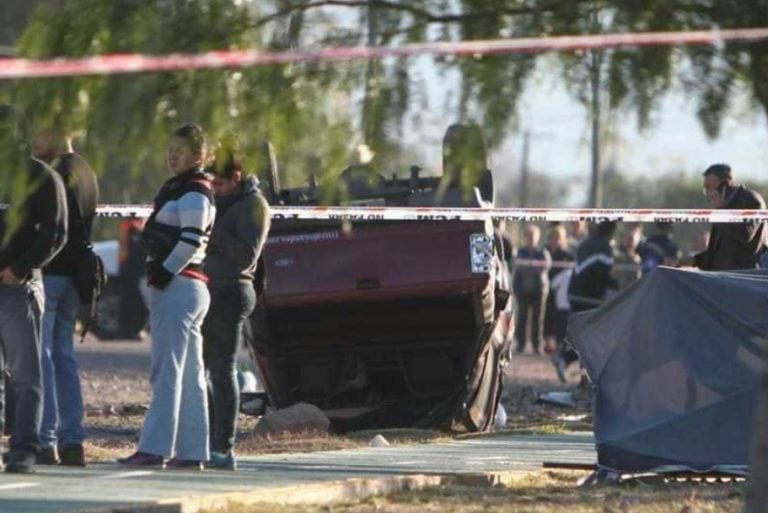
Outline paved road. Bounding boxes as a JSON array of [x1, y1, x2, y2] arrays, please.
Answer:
[[0, 432, 595, 513]]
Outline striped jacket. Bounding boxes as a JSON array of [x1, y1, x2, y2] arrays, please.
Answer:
[[143, 168, 216, 281]]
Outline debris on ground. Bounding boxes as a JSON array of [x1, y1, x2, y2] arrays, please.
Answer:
[[368, 434, 390, 447], [253, 402, 330, 437], [536, 391, 576, 408], [494, 404, 508, 430]]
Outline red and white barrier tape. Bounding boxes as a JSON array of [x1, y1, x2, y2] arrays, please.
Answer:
[[85, 205, 768, 223], [1, 28, 767, 80], [514, 258, 650, 272]]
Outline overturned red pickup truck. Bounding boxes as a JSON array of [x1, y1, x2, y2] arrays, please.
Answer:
[[248, 126, 514, 433]]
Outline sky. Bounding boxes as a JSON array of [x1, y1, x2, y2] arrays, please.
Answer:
[[511, 66, 768, 180], [319, 5, 768, 198], [402, 55, 768, 202], [394, 59, 768, 208]]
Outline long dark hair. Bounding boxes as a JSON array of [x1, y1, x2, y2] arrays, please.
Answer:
[[172, 124, 206, 155]]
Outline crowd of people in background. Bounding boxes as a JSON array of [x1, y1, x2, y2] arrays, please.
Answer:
[[508, 163, 768, 383], [0, 110, 271, 473]]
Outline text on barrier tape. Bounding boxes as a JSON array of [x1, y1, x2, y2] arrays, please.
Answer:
[[63, 205, 768, 223], [1, 28, 768, 80]]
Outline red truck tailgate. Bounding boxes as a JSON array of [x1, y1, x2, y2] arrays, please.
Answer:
[[263, 220, 491, 305]]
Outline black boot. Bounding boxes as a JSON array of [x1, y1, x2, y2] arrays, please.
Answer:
[[36, 447, 60, 465], [59, 444, 86, 467]]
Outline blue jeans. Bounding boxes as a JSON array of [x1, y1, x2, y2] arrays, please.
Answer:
[[203, 281, 256, 453], [139, 276, 210, 461], [0, 281, 44, 459], [40, 275, 85, 448]]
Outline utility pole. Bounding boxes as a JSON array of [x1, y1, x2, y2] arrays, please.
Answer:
[[519, 131, 531, 207], [588, 49, 603, 208]]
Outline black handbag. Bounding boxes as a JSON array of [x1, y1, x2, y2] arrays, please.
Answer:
[[73, 243, 107, 305], [73, 243, 107, 342]]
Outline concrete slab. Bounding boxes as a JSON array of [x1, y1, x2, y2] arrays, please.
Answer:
[[0, 432, 595, 513]]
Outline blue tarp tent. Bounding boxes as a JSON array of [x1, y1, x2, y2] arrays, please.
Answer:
[[568, 267, 768, 473]]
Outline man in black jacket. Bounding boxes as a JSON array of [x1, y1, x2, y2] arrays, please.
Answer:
[[0, 106, 68, 473], [551, 221, 618, 381], [568, 221, 618, 312], [33, 128, 99, 467], [689, 164, 767, 271]]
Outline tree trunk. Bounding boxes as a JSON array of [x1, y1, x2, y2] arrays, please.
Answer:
[[745, 366, 768, 513], [519, 131, 530, 208]]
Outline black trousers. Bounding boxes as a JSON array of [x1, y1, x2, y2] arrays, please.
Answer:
[[515, 291, 547, 352], [202, 282, 256, 453]]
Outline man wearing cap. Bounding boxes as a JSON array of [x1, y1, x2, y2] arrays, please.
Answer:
[[686, 163, 767, 271]]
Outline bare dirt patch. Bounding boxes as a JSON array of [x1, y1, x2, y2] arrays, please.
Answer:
[[198, 470, 743, 513], [77, 340, 591, 462]]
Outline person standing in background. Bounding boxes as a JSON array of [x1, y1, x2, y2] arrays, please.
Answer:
[[638, 222, 680, 274], [568, 220, 588, 252], [568, 221, 618, 312], [614, 224, 643, 290], [119, 124, 215, 470], [0, 106, 68, 473], [202, 143, 271, 470], [543, 223, 573, 354], [555, 221, 618, 377], [513, 225, 551, 355], [684, 164, 767, 270], [32, 128, 98, 467]]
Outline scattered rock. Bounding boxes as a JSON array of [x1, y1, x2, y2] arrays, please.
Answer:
[[252, 402, 330, 437], [368, 434, 390, 447]]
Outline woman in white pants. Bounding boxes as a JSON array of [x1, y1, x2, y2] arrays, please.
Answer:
[[118, 125, 216, 470]]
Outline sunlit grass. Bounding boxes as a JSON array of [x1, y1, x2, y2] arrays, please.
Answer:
[[199, 470, 743, 513]]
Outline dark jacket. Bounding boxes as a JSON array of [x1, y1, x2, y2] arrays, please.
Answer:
[[568, 234, 617, 310], [0, 158, 68, 280], [205, 176, 271, 284], [513, 246, 550, 296], [44, 153, 99, 277], [639, 234, 679, 274], [695, 185, 767, 271], [548, 247, 574, 282]]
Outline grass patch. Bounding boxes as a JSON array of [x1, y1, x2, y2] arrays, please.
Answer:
[[503, 421, 571, 435]]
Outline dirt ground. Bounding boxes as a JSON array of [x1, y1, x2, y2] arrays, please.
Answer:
[[209, 471, 744, 513], [75, 341, 745, 513], [75, 338, 589, 461]]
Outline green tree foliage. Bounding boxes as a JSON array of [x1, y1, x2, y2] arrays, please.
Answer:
[[5, 0, 359, 204], [684, 0, 768, 136], [3, 0, 767, 208]]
